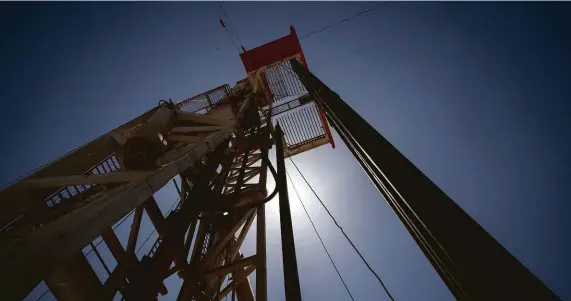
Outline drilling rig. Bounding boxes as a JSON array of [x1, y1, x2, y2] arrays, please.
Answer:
[[0, 26, 561, 301]]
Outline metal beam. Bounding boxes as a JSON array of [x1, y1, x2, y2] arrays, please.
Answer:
[[126, 207, 144, 254], [168, 135, 204, 143], [25, 171, 153, 188], [226, 169, 260, 184], [200, 209, 255, 267], [122, 144, 230, 300], [102, 228, 127, 262], [231, 154, 262, 169], [158, 130, 225, 165], [233, 267, 255, 301], [229, 211, 257, 261], [256, 126, 270, 301], [0, 129, 232, 300], [180, 218, 198, 266], [171, 126, 224, 133], [144, 197, 167, 236], [209, 265, 256, 301], [176, 111, 234, 126], [291, 58, 562, 301], [101, 228, 139, 300], [176, 124, 268, 301], [0, 107, 160, 229], [203, 255, 256, 279], [256, 203, 267, 301], [275, 124, 302, 301]]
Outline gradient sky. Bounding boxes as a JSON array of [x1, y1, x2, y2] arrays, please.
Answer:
[[2, 2, 571, 301]]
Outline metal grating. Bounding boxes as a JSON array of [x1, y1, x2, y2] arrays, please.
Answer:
[[176, 85, 231, 114], [262, 59, 307, 104], [274, 103, 326, 149]]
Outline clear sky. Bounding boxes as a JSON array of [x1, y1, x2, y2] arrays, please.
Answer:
[[2, 2, 571, 301]]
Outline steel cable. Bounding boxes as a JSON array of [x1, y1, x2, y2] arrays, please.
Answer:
[[288, 157, 397, 301], [286, 169, 356, 301]]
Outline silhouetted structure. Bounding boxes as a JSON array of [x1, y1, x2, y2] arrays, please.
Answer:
[[0, 27, 559, 301]]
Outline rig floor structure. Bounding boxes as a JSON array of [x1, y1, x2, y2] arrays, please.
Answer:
[[0, 27, 561, 301]]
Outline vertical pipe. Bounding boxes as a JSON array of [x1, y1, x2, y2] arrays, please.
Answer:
[[256, 204, 267, 301], [275, 124, 302, 301], [256, 128, 270, 301]]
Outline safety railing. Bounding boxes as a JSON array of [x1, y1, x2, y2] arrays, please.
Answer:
[[261, 58, 307, 104], [176, 85, 231, 114], [45, 154, 122, 208], [274, 103, 326, 149]]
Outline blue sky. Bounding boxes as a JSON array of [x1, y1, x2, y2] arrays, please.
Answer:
[[2, 2, 571, 301]]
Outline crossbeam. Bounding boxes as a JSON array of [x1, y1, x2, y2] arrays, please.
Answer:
[[25, 172, 153, 188], [203, 255, 256, 280], [168, 135, 204, 143], [176, 111, 234, 126], [171, 126, 224, 133], [210, 266, 256, 301]]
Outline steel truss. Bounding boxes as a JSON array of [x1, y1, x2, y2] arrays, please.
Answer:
[[0, 26, 561, 301], [0, 84, 288, 301]]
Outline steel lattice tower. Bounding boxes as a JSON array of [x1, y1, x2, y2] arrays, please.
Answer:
[[0, 26, 561, 301]]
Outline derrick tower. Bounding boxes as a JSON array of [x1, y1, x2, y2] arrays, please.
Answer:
[[0, 27, 560, 301]]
